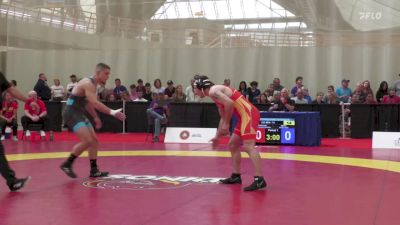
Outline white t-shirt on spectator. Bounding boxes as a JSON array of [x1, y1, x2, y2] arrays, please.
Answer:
[[393, 80, 400, 96], [151, 87, 165, 94], [291, 97, 308, 104], [51, 85, 65, 98], [185, 86, 196, 102], [66, 82, 77, 93], [185, 85, 209, 102], [133, 98, 148, 102]]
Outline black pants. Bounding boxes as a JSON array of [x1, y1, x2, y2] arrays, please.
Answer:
[[21, 115, 49, 131], [0, 118, 18, 136], [0, 141, 16, 186]]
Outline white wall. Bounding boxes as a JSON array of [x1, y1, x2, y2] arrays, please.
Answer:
[[5, 46, 400, 98]]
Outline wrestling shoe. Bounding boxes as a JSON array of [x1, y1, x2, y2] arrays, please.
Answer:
[[90, 169, 109, 178], [243, 176, 267, 192], [9, 176, 31, 191], [60, 163, 77, 178], [219, 173, 242, 184]]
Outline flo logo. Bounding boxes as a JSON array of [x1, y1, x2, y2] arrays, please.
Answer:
[[83, 174, 222, 190]]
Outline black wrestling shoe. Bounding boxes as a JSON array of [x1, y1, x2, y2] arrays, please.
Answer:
[[243, 177, 267, 192], [219, 173, 242, 184], [90, 169, 109, 178], [60, 163, 77, 178], [9, 176, 31, 192]]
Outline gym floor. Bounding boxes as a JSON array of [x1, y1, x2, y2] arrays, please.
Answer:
[[0, 133, 399, 225]]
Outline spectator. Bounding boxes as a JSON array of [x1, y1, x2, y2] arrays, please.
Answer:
[[113, 78, 127, 100], [136, 79, 146, 93], [376, 81, 389, 103], [0, 92, 18, 141], [120, 91, 132, 102], [21, 91, 49, 137], [50, 78, 65, 101], [302, 87, 312, 103], [143, 82, 153, 102], [362, 80, 373, 96], [325, 92, 339, 104], [352, 83, 366, 103], [164, 80, 175, 99], [151, 79, 165, 94], [238, 81, 248, 97], [269, 88, 295, 112], [66, 74, 78, 96], [185, 79, 196, 102], [382, 88, 400, 104], [350, 94, 360, 104], [129, 84, 138, 101], [271, 91, 281, 103], [312, 92, 325, 104], [257, 94, 269, 104], [364, 93, 377, 104], [290, 76, 303, 97], [10, 80, 17, 87], [223, 79, 231, 87], [336, 79, 352, 103], [172, 85, 186, 103], [247, 81, 261, 104], [291, 89, 308, 104], [97, 83, 109, 101], [272, 78, 284, 91], [263, 86, 274, 102], [324, 85, 335, 103], [106, 93, 116, 102], [328, 85, 335, 93], [34, 73, 51, 101], [146, 92, 170, 143], [393, 73, 400, 96], [133, 91, 148, 102]]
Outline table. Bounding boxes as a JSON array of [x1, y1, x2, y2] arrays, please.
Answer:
[[260, 111, 321, 146]]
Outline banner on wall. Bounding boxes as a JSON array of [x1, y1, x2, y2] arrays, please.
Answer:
[[372, 131, 400, 149], [164, 127, 217, 144]]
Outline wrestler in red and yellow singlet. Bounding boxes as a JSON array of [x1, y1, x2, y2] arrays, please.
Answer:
[[215, 87, 260, 140]]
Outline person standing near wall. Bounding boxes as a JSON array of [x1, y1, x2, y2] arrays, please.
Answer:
[[34, 73, 51, 101]]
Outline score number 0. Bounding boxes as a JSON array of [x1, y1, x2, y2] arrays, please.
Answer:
[[281, 128, 295, 144]]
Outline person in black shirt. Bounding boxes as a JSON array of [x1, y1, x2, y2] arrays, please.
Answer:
[[143, 82, 153, 101], [312, 92, 325, 104], [164, 80, 176, 100], [376, 81, 389, 103], [0, 72, 31, 191], [33, 73, 51, 101], [247, 81, 261, 104]]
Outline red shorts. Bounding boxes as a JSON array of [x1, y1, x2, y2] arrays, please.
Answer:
[[233, 107, 260, 140]]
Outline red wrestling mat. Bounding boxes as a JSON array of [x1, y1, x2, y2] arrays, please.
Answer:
[[1, 135, 398, 225]]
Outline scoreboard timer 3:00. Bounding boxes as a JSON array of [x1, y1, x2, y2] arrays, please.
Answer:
[[256, 118, 296, 145]]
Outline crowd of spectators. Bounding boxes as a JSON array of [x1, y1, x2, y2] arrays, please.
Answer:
[[3, 72, 400, 141]]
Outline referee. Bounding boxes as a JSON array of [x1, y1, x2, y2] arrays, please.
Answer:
[[0, 71, 30, 191]]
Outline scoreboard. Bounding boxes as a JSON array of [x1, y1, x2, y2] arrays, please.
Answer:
[[256, 118, 296, 145]]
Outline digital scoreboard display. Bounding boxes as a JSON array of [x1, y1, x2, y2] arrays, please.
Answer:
[[256, 118, 296, 145]]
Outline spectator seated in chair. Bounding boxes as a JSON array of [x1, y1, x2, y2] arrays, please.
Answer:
[[21, 90, 49, 138], [146, 92, 170, 143], [0, 92, 18, 141]]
